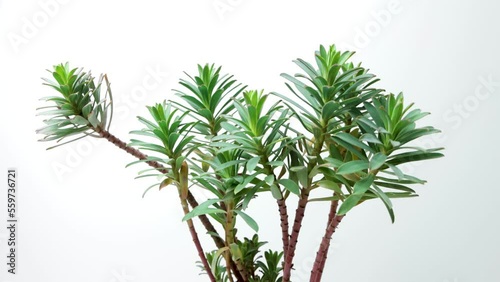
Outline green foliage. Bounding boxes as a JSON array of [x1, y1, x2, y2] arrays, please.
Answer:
[[234, 234, 267, 279], [270, 45, 443, 223], [173, 64, 246, 137], [38, 44, 443, 282], [36, 63, 113, 149], [199, 235, 283, 282], [198, 250, 230, 282], [253, 250, 283, 282]]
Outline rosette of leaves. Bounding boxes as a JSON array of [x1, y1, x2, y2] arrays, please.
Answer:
[[128, 101, 196, 192], [198, 235, 283, 282], [36, 63, 113, 149]]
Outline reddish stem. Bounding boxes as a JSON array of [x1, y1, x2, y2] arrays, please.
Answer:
[[282, 189, 310, 282], [310, 199, 344, 282], [277, 199, 290, 259]]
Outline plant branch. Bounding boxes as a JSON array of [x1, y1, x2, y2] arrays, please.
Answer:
[[224, 201, 239, 282], [178, 162, 216, 282], [310, 199, 344, 282], [262, 155, 290, 261], [277, 198, 290, 259], [283, 130, 326, 282], [282, 188, 310, 282]]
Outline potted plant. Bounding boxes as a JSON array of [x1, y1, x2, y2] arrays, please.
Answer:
[[36, 45, 443, 281]]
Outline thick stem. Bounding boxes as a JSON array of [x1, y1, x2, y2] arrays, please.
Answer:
[[282, 189, 310, 282], [283, 129, 326, 282], [316, 200, 342, 278], [261, 155, 290, 261], [309, 199, 344, 282], [309, 199, 338, 282], [277, 199, 290, 259]]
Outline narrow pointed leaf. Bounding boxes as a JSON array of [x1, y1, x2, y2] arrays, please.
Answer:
[[234, 210, 259, 232]]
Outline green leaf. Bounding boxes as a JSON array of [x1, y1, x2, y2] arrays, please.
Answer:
[[387, 151, 444, 166], [88, 110, 99, 127], [387, 164, 405, 180], [359, 133, 382, 144], [371, 185, 395, 222], [267, 160, 285, 167], [142, 182, 160, 198], [211, 246, 229, 276], [270, 184, 282, 200], [370, 153, 387, 170], [82, 103, 93, 117], [290, 166, 306, 172], [337, 160, 369, 175], [325, 157, 344, 168], [279, 179, 300, 196], [331, 136, 368, 160], [235, 172, 259, 194], [338, 174, 375, 215], [246, 156, 260, 172], [333, 132, 374, 153], [159, 178, 173, 190], [183, 208, 226, 222], [297, 167, 309, 188], [373, 181, 415, 193], [352, 174, 375, 194], [308, 196, 341, 202], [206, 159, 245, 172], [321, 101, 340, 121], [265, 174, 275, 185], [234, 210, 259, 232], [317, 180, 343, 196], [230, 243, 243, 261], [71, 116, 89, 125]]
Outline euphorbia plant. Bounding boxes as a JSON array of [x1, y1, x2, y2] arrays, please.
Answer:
[[37, 45, 443, 281]]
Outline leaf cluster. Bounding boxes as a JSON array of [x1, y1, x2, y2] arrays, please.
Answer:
[[36, 63, 113, 149]]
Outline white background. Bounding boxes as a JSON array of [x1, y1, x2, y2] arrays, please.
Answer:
[[1, 0, 499, 281]]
